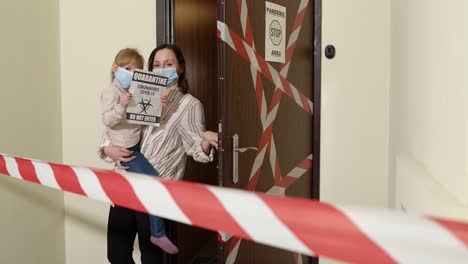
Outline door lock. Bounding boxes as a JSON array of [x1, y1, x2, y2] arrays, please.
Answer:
[[232, 134, 258, 184]]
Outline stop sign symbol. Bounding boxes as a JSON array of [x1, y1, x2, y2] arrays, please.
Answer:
[[269, 20, 282, 46]]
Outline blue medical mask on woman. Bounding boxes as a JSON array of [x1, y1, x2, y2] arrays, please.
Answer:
[[114, 67, 133, 90], [153, 67, 179, 87]]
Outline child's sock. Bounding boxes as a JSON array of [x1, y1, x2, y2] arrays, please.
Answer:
[[150, 235, 179, 254]]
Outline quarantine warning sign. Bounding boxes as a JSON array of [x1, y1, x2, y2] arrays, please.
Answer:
[[126, 69, 167, 126]]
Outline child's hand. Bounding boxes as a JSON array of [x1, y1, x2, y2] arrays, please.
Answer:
[[161, 95, 167, 108], [120, 92, 132, 107]]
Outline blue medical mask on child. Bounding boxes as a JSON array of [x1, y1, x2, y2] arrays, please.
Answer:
[[153, 67, 179, 87], [114, 67, 133, 90]]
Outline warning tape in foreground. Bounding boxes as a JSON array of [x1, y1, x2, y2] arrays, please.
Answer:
[[0, 153, 467, 263]]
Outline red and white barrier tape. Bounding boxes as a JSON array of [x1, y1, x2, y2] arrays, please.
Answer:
[[217, 21, 313, 115], [1, 153, 468, 263]]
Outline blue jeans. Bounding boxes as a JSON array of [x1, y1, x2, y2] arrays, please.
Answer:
[[121, 144, 166, 237]]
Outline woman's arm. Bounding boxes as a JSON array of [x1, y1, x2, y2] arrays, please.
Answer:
[[97, 131, 114, 163], [97, 131, 135, 168], [179, 100, 218, 163]]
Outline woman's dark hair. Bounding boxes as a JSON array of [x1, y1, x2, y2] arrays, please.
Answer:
[[148, 44, 190, 94]]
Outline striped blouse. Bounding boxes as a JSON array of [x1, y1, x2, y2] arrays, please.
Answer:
[[99, 93, 214, 180]]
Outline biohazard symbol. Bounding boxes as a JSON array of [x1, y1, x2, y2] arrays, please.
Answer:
[[137, 98, 153, 114]]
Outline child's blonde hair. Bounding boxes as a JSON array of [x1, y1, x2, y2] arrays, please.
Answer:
[[111, 48, 145, 80]]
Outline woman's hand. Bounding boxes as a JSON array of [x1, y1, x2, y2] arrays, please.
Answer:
[[103, 146, 135, 170], [201, 131, 218, 154]]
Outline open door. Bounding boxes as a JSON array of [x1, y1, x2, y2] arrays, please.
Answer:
[[217, 0, 319, 263]]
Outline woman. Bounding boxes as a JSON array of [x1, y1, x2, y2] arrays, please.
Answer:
[[99, 43, 218, 263]]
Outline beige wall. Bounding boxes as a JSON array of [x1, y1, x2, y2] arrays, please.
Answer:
[[321, 0, 391, 208], [59, 0, 156, 263], [0, 0, 65, 263], [390, 0, 468, 221]]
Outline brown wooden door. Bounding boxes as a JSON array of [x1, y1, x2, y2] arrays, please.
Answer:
[[217, 0, 317, 263]]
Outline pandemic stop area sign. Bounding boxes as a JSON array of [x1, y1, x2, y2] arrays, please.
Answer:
[[265, 1, 286, 63]]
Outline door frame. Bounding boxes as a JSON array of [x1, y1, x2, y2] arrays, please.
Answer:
[[313, 0, 322, 201], [156, 0, 174, 45]]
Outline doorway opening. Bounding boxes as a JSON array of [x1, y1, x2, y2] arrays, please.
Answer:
[[156, 0, 321, 263]]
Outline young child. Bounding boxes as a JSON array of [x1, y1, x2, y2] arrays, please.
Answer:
[[100, 48, 178, 254]]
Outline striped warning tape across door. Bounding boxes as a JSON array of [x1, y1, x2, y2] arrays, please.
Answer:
[[220, 1, 313, 263], [1, 153, 467, 263]]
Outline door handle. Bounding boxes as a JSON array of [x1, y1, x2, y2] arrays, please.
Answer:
[[232, 134, 258, 184]]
